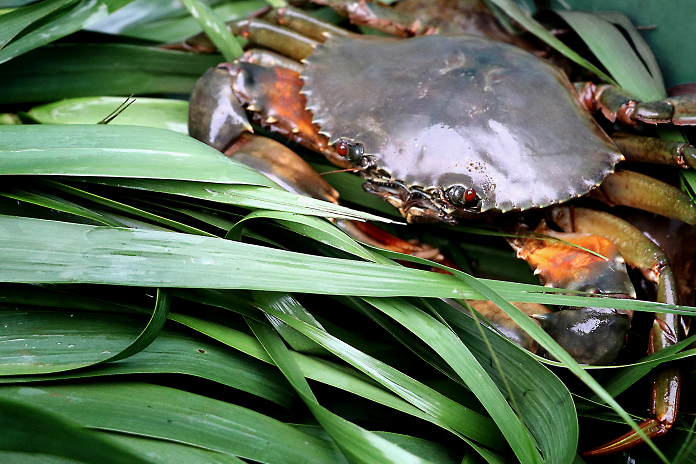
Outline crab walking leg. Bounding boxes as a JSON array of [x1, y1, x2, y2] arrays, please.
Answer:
[[308, 0, 543, 54], [262, 6, 353, 41], [221, 132, 456, 267], [589, 169, 696, 225], [576, 81, 696, 126], [309, 0, 436, 37], [241, 49, 304, 75], [611, 132, 696, 170], [548, 206, 682, 456], [230, 17, 320, 61]]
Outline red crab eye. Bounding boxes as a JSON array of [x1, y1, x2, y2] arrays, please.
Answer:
[[446, 185, 478, 207], [336, 141, 349, 157], [464, 188, 477, 203], [334, 139, 365, 164]]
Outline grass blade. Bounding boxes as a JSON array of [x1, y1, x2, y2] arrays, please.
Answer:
[[0, 382, 346, 463], [0, 395, 150, 464]]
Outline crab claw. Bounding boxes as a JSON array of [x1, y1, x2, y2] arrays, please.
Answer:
[[188, 64, 253, 151], [547, 206, 683, 456], [505, 218, 637, 366], [223, 132, 339, 204], [465, 300, 551, 353], [508, 220, 636, 297], [533, 307, 631, 365]]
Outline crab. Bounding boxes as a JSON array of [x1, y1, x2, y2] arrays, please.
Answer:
[[185, 1, 696, 457]]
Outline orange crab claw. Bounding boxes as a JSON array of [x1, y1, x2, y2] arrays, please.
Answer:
[[509, 220, 636, 297]]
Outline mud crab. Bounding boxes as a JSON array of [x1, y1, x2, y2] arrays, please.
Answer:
[[185, 2, 696, 457]]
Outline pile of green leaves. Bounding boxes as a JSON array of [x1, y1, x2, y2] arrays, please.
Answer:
[[1, 0, 695, 463]]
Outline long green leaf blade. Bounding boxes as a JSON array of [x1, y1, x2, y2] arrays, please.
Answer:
[[0, 382, 346, 464], [250, 318, 436, 464], [0, 215, 478, 298], [0, 124, 273, 186], [0, 395, 151, 464]]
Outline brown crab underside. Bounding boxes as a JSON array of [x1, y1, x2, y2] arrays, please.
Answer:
[[301, 33, 623, 216]]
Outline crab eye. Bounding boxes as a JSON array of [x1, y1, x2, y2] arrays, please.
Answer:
[[336, 141, 349, 157], [334, 139, 364, 164], [446, 185, 478, 206], [464, 188, 477, 203]]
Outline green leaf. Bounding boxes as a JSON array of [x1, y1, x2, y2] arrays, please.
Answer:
[[553, 10, 664, 100], [34, 178, 216, 235], [0, 0, 79, 48], [87, 177, 391, 221], [596, 11, 665, 91], [231, 301, 507, 453], [27, 97, 189, 133], [180, 0, 243, 62], [0, 315, 297, 409], [0, 124, 394, 222], [485, 0, 616, 83], [0, 215, 479, 298], [0, 185, 124, 226], [88, 0, 265, 42], [87, 432, 249, 464], [0, 289, 168, 374], [0, 394, 151, 464], [559, 0, 696, 88], [0, 382, 347, 463], [170, 308, 508, 460], [362, 297, 543, 464], [249, 318, 437, 464], [433, 298, 578, 464], [253, 292, 331, 355], [0, 0, 122, 65], [445, 269, 667, 462], [228, 210, 389, 263], [0, 124, 274, 186], [0, 43, 221, 103], [106, 287, 170, 362]]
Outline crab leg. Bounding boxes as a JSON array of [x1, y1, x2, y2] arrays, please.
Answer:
[[576, 82, 696, 126], [611, 132, 696, 170], [589, 169, 696, 225], [305, 0, 436, 37], [188, 56, 348, 166], [547, 206, 682, 456], [262, 6, 352, 41], [230, 17, 319, 61], [221, 131, 456, 268], [186, 66, 458, 265], [310, 0, 547, 56], [188, 64, 253, 152]]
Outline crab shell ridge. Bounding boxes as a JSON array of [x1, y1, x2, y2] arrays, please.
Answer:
[[300, 33, 623, 216]]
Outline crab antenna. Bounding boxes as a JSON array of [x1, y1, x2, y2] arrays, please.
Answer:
[[319, 167, 366, 176]]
